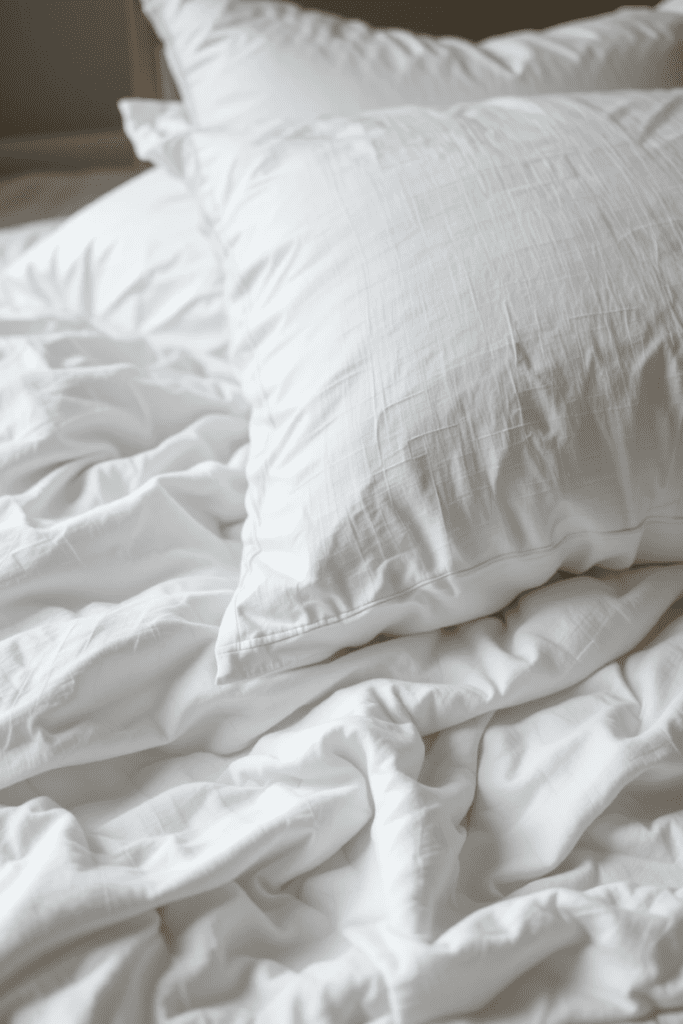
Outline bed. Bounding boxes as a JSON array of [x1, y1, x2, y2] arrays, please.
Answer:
[[4, 1, 683, 1021]]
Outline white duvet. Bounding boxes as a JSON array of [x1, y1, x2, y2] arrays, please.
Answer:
[[0, 220, 63, 276], [2, 325, 683, 1022]]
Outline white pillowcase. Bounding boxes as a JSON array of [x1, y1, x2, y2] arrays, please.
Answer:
[[142, 0, 683, 130], [0, 168, 227, 353], [154, 89, 683, 678], [119, 100, 195, 173]]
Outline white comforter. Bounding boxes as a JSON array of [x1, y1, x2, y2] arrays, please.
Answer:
[[3, 328, 683, 1022]]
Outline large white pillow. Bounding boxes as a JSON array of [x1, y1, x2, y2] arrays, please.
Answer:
[[153, 88, 683, 679], [141, 0, 683, 130], [0, 167, 227, 353]]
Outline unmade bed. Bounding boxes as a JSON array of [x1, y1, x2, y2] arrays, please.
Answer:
[[3, 2, 683, 1021]]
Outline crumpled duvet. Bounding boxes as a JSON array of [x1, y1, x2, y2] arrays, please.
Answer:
[[3, 330, 683, 1023]]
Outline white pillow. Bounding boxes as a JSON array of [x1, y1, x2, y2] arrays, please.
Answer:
[[154, 89, 683, 679], [119, 99, 195, 173], [0, 168, 227, 353], [141, 0, 683, 130]]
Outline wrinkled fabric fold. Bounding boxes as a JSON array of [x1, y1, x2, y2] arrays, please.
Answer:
[[3, 331, 683, 1021]]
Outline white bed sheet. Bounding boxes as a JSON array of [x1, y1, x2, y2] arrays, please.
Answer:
[[2, 324, 683, 1022], [0, 219, 63, 274]]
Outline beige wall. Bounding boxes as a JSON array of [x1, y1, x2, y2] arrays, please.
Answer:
[[0, 0, 158, 139]]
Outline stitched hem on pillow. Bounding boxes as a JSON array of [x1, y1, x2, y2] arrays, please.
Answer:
[[215, 514, 683, 678]]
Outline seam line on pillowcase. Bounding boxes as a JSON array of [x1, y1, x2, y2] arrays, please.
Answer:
[[217, 513, 683, 653]]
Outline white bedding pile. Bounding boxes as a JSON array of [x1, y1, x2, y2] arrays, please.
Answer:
[[3, 333, 683, 1020], [4, 1, 683, 1021]]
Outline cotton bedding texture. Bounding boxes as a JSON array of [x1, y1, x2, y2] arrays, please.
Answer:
[[5, 3, 683, 1024], [5, 334, 683, 1023]]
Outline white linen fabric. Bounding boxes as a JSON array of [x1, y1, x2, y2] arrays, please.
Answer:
[[119, 0, 683, 364], [4, 329, 683, 1021], [0, 218, 63, 273], [0, 167, 227, 352], [5, 7, 683, 1019], [150, 89, 683, 678], [119, 98, 196, 172], [141, 0, 683, 130]]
